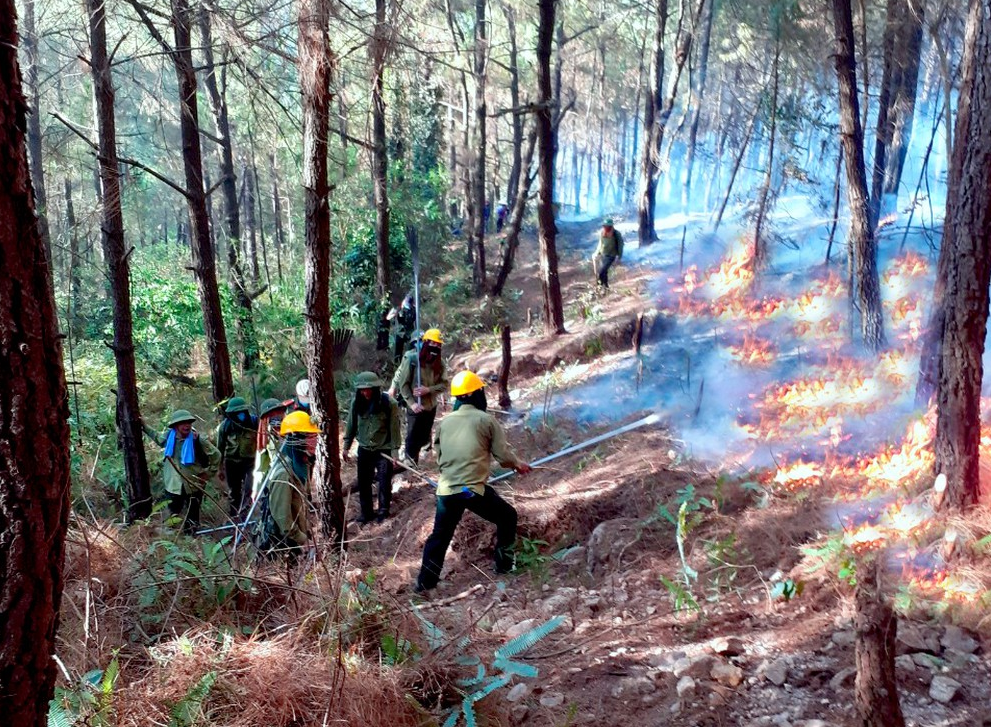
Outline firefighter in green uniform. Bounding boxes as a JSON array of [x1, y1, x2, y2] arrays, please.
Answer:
[[415, 371, 531, 592], [394, 328, 449, 464], [342, 372, 402, 524], [593, 217, 624, 289], [143, 410, 221, 533], [252, 397, 290, 503], [215, 396, 258, 518], [258, 411, 317, 558]]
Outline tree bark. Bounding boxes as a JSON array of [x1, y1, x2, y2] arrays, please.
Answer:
[[637, 0, 668, 245], [299, 0, 345, 547], [854, 556, 905, 727], [536, 0, 565, 334], [831, 0, 886, 352], [498, 323, 512, 409], [165, 0, 234, 399], [469, 0, 488, 294], [0, 2, 72, 719], [883, 0, 924, 195], [21, 0, 52, 263], [502, 4, 522, 212], [87, 0, 153, 521], [869, 0, 901, 226], [933, 0, 991, 509], [492, 123, 537, 296], [64, 177, 82, 327], [371, 0, 391, 302]]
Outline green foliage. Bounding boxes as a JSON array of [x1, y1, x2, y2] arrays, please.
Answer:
[[49, 655, 120, 727], [659, 574, 703, 617], [168, 671, 217, 727], [770, 578, 805, 602]]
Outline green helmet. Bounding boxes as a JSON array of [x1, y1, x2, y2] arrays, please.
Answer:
[[167, 409, 196, 427], [354, 371, 384, 389], [603, 217, 614, 226], [224, 396, 251, 414], [259, 398, 287, 418]]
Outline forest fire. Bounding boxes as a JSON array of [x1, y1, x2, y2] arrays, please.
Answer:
[[728, 335, 777, 366]]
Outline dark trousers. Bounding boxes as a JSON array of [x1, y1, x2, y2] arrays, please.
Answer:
[[596, 254, 617, 287], [417, 486, 518, 590], [224, 458, 252, 517], [166, 490, 204, 533], [357, 446, 394, 519], [405, 408, 437, 463]]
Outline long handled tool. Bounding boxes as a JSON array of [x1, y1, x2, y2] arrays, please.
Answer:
[[408, 225, 423, 407], [489, 412, 661, 484]]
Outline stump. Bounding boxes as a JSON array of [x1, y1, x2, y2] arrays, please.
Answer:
[[854, 555, 905, 727]]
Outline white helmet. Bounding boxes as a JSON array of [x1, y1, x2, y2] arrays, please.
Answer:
[[295, 378, 311, 405]]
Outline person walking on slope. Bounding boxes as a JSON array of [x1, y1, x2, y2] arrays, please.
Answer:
[[143, 410, 221, 533], [215, 396, 258, 518], [415, 371, 531, 593], [342, 372, 402, 524], [252, 397, 290, 502], [257, 411, 318, 559], [394, 328, 449, 464], [593, 217, 624, 289]]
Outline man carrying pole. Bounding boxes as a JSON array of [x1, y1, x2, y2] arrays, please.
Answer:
[[415, 371, 531, 593], [394, 328, 448, 464]]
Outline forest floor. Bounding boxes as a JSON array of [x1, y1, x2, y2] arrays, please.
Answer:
[[61, 219, 991, 727]]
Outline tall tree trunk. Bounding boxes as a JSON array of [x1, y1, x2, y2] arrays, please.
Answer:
[[492, 123, 537, 296], [87, 0, 153, 521], [753, 35, 780, 271], [243, 165, 260, 287], [21, 0, 52, 262], [162, 0, 234, 399], [683, 0, 713, 211], [249, 146, 272, 296], [617, 107, 628, 207], [270, 152, 285, 284], [0, 2, 72, 720], [371, 0, 391, 302], [498, 323, 512, 409], [831, 0, 886, 352], [854, 556, 905, 727], [299, 0, 345, 546], [65, 177, 82, 327], [869, 0, 901, 226], [637, 0, 668, 245], [572, 143, 582, 213], [536, 0, 565, 334], [596, 40, 606, 208], [469, 0, 488, 294], [933, 0, 991, 509], [503, 3, 522, 210], [883, 0, 924, 195]]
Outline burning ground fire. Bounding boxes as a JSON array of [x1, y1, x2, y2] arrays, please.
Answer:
[[658, 239, 986, 602]]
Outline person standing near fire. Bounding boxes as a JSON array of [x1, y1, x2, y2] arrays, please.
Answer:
[[393, 328, 448, 464], [593, 217, 624, 289], [415, 371, 531, 593]]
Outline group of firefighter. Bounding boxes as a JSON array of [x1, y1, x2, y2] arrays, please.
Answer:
[[143, 219, 620, 592]]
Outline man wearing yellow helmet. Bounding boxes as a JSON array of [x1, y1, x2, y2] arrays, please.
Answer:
[[257, 411, 318, 557], [393, 328, 449, 464], [415, 371, 531, 593]]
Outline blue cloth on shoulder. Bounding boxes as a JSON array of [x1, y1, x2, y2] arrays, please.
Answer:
[[163, 429, 197, 465]]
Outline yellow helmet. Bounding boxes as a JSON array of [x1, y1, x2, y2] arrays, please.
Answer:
[[280, 411, 320, 435], [422, 328, 444, 344], [451, 370, 485, 397]]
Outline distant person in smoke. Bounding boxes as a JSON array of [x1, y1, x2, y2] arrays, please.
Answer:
[[593, 218, 624, 289]]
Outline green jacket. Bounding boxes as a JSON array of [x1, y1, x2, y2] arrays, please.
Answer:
[[343, 393, 401, 453], [434, 404, 523, 496], [252, 438, 279, 501], [215, 417, 257, 461], [143, 425, 221, 496], [595, 229, 624, 259], [266, 455, 310, 545], [396, 350, 449, 412]]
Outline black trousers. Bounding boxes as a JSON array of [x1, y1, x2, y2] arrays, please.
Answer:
[[405, 408, 437, 463], [596, 254, 617, 287], [224, 458, 253, 517], [357, 446, 394, 519], [166, 490, 204, 533], [417, 486, 518, 590]]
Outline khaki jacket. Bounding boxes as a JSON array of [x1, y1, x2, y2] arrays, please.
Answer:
[[144, 425, 221, 496], [266, 455, 310, 545], [595, 229, 624, 259], [396, 350, 448, 412], [343, 393, 401, 453], [434, 404, 522, 496]]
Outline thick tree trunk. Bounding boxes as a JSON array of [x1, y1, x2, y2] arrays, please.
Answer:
[[933, 0, 991, 509], [637, 0, 667, 246], [503, 3, 522, 211], [536, 0, 565, 334], [87, 0, 153, 521], [831, 0, 886, 352], [299, 0, 345, 547], [492, 123, 537, 296], [883, 0, 924, 195], [854, 557, 905, 727], [469, 0, 488, 294], [21, 0, 52, 262], [0, 4, 72, 720], [169, 0, 233, 399], [682, 0, 713, 211], [371, 0, 391, 301]]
